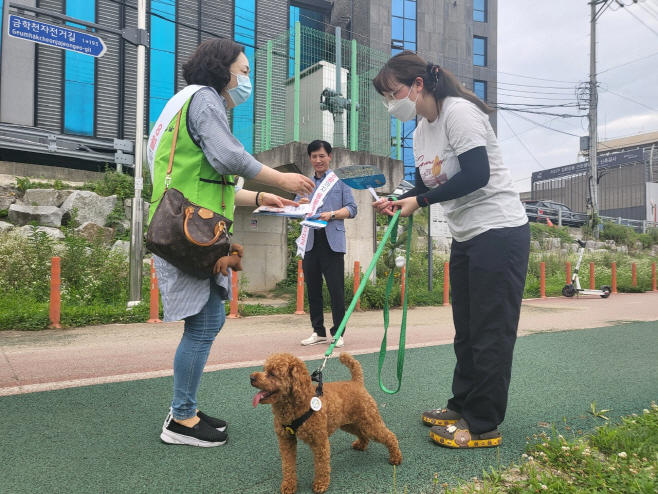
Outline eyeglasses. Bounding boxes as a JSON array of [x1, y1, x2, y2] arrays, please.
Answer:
[[382, 85, 407, 103]]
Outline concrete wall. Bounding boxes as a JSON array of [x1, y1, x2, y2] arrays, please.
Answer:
[[0, 0, 36, 125], [0, 160, 105, 183], [232, 142, 404, 291], [416, 0, 498, 133]]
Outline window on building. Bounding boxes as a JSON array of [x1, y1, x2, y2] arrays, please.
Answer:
[[149, 0, 176, 129], [474, 0, 486, 22], [64, 0, 95, 135], [289, 4, 326, 77], [391, 0, 417, 181], [473, 36, 487, 67], [233, 0, 256, 153], [391, 0, 416, 55], [473, 80, 487, 102]]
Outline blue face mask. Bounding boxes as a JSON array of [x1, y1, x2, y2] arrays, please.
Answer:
[[227, 72, 252, 107]]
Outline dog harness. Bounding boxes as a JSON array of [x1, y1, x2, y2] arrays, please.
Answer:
[[282, 371, 324, 436]]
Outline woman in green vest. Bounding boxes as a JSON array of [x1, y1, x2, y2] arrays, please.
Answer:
[[154, 39, 315, 448]]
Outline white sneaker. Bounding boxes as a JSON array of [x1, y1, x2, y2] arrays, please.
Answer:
[[333, 336, 344, 348], [301, 332, 327, 346]]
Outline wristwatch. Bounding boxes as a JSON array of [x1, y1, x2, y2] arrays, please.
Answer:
[[330, 211, 336, 220]]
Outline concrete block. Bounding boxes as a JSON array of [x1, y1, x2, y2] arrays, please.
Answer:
[[23, 189, 73, 207], [8, 204, 62, 227], [61, 191, 118, 226]]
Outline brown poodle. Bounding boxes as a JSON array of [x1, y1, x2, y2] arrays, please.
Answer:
[[250, 352, 402, 494]]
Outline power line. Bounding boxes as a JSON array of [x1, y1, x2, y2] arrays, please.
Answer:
[[605, 89, 658, 113], [597, 51, 658, 75], [503, 110, 582, 137], [622, 2, 658, 37], [499, 111, 546, 170]]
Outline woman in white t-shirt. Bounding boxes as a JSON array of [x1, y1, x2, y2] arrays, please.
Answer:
[[372, 51, 530, 449]]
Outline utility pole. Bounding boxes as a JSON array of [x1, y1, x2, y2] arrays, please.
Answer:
[[589, 0, 601, 239], [127, 0, 148, 307]]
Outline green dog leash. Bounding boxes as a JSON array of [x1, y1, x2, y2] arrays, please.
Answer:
[[314, 210, 412, 395], [378, 213, 413, 394]]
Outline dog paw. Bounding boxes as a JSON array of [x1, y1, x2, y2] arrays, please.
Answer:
[[351, 439, 369, 451], [312, 480, 330, 493], [389, 450, 403, 466], [280, 480, 297, 494]]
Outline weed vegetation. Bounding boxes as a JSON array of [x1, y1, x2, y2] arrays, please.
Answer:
[[433, 402, 658, 494], [1, 172, 657, 328]]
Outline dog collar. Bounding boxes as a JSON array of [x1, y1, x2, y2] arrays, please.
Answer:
[[283, 387, 322, 436]]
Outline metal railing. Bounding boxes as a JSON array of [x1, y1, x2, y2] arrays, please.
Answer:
[[243, 24, 396, 157], [525, 204, 658, 233]]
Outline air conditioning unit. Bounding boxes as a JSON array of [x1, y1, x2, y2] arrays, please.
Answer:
[[285, 61, 349, 145]]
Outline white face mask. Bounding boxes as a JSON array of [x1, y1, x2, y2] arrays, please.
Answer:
[[384, 85, 418, 122], [227, 72, 252, 107]]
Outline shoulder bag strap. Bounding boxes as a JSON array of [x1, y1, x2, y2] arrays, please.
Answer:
[[147, 109, 183, 205]]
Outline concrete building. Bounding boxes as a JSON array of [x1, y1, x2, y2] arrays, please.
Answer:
[[531, 131, 658, 223], [0, 0, 496, 290]]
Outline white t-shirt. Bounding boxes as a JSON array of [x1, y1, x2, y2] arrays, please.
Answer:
[[413, 96, 528, 242]]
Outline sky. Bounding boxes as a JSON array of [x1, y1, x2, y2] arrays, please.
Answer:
[[497, 0, 658, 193]]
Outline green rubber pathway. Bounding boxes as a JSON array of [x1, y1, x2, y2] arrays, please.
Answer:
[[2, 322, 657, 494]]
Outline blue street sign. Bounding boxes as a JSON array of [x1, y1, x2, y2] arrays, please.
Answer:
[[8, 15, 107, 57]]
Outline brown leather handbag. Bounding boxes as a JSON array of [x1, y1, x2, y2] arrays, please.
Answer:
[[145, 109, 233, 279]]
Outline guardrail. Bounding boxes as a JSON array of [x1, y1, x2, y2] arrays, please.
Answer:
[[525, 205, 658, 233]]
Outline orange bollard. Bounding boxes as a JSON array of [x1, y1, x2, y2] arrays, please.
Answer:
[[401, 265, 406, 306], [147, 259, 162, 323], [443, 262, 450, 306], [49, 257, 61, 329], [227, 270, 240, 319], [611, 262, 617, 294], [353, 261, 360, 311], [294, 259, 306, 315], [566, 262, 571, 284], [632, 263, 637, 287], [590, 262, 595, 290], [540, 262, 546, 298], [652, 262, 657, 291]]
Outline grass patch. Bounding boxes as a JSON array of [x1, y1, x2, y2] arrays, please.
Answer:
[[436, 402, 658, 493]]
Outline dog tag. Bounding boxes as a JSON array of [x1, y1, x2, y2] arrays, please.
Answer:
[[310, 397, 322, 411]]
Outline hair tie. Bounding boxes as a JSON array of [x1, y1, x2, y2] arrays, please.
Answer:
[[427, 62, 441, 82]]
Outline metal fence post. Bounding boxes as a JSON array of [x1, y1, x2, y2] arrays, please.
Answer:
[[294, 21, 301, 142], [396, 119, 402, 160], [558, 209, 562, 227], [266, 39, 272, 150], [350, 39, 358, 152]]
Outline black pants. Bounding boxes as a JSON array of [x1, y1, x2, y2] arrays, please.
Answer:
[[446, 223, 530, 433], [302, 229, 345, 337]]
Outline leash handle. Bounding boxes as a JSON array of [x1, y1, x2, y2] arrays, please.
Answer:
[[377, 214, 413, 394], [324, 210, 402, 357]]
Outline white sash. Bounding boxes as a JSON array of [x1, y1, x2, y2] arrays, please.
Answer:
[[295, 171, 339, 258], [146, 84, 204, 180]]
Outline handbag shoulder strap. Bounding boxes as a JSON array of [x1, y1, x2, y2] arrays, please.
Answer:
[[164, 109, 184, 189]]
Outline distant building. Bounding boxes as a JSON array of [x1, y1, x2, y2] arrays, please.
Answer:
[[531, 131, 658, 222]]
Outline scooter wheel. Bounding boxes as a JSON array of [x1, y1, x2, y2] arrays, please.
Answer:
[[562, 285, 575, 298], [600, 286, 611, 298]]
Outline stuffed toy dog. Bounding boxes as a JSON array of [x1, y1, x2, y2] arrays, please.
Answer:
[[213, 244, 244, 276]]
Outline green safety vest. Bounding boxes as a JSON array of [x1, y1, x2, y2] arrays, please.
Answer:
[[149, 96, 235, 228]]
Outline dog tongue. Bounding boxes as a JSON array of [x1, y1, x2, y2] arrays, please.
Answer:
[[253, 390, 269, 407]]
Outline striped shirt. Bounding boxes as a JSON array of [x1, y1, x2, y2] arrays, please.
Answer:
[[153, 87, 262, 322]]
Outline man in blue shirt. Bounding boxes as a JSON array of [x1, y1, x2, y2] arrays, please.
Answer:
[[295, 140, 357, 348]]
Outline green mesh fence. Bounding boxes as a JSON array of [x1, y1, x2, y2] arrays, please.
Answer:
[[250, 24, 396, 157]]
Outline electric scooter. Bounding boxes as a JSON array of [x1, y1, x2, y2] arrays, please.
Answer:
[[562, 239, 611, 298]]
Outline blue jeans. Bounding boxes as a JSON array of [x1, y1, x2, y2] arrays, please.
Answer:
[[171, 280, 226, 420]]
